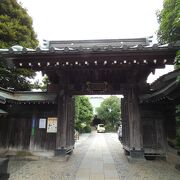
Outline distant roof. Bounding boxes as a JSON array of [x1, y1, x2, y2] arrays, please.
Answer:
[[0, 95, 6, 104], [0, 109, 8, 114], [150, 68, 180, 91], [0, 87, 57, 104], [140, 69, 180, 103]]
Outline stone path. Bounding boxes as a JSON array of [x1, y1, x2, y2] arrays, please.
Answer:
[[75, 132, 119, 180], [7, 132, 180, 180]]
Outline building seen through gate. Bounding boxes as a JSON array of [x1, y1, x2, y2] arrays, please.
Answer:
[[0, 38, 179, 158]]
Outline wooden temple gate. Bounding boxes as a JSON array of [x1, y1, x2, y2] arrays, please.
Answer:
[[0, 38, 179, 157]]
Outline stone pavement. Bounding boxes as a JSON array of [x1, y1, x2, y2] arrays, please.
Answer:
[[75, 132, 119, 180], [7, 132, 180, 180]]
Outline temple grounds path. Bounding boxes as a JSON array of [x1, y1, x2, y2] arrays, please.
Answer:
[[8, 132, 180, 180]]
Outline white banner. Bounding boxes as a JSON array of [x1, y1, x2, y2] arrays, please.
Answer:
[[39, 118, 46, 129]]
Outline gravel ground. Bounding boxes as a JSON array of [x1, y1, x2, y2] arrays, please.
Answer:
[[105, 133, 180, 180], [8, 133, 92, 180], [7, 132, 180, 180]]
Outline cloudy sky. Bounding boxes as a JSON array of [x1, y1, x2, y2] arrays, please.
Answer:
[[18, 0, 173, 84], [19, 0, 163, 42]]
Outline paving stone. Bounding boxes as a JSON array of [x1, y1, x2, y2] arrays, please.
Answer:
[[90, 173, 104, 180]]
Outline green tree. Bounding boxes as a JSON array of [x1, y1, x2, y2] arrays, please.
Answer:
[[0, 0, 38, 48], [96, 96, 121, 129], [0, 0, 38, 90], [75, 96, 93, 133], [31, 74, 50, 91], [0, 61, 35, 91], [157, 0, 180, 44], [157, 0, 180, 148], [176, 50, 180, 69]]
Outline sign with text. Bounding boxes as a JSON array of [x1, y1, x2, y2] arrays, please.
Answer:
[[47, 117, 57, 133], [39, 118, 46, 129]]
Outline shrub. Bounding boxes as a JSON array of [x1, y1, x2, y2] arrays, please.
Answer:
[[82, 126, 91, 133], [105, 125, 116, 132], [75, 122, 82, 133], [75, 124, 91, 133], [16, 151, 33, 156]]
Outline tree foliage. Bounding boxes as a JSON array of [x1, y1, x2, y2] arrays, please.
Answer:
[[96, 96, 121, 127], [157, 0, 180, 44], [0, 0, 39, 90], [175, 50, 180, 69], [0, 60, 35, 90], [75, 96, 93, 133], [31, 74, 50, 91], [157, 0, 180, 148], [0, 0, 38, 48]]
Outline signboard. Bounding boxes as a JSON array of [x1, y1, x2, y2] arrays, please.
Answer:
[[39, 118, 46, 129], [47, 117, 57, 133]]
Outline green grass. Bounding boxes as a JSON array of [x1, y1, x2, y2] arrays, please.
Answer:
[[16, 151, 33, 157]]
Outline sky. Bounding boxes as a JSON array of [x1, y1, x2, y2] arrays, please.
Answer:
[[18, 0, 174, 85], [19, 0, 163, 42]]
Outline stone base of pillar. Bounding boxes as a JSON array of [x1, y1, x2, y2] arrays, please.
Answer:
[[175, 164, 180, 171], [0, 158, 9, 180], [130, 149, 144, 158], [127, 150, 146, 163], [54, 146, 74, 156]]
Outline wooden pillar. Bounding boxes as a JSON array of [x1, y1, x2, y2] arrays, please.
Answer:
[[121, 95, 130, 148], [124, 86, 144, 158], [164, 104, 176, 141], [56, 93, 65, 152], [66, 96, 75, 147], [56, 94, 67, 149], [55, 93, 75, 155]]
